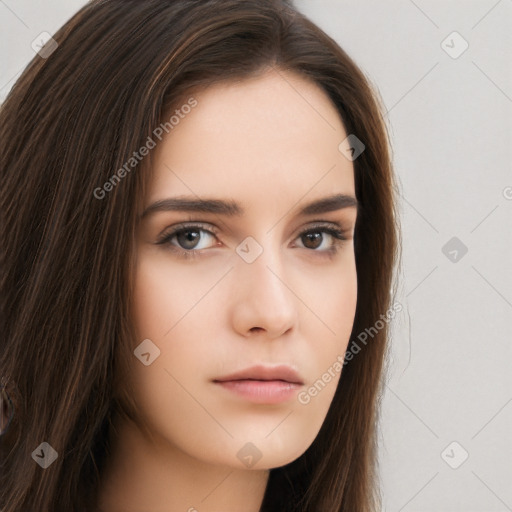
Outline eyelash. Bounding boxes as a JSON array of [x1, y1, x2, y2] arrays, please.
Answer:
[[155, 222, 349, 260]]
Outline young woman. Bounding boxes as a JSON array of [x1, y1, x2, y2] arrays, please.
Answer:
[[0, 1, 400, 510]]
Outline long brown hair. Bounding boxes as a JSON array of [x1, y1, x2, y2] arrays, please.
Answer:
[[0, 1, 399, 510]]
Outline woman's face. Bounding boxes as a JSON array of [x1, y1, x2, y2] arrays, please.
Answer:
[[131, 68, 358, 470]]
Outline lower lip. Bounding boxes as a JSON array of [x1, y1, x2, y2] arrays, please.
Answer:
[[214, 380, 302, 404]]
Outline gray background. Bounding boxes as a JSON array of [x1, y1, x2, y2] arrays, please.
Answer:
[[1, 1, 511, 510]]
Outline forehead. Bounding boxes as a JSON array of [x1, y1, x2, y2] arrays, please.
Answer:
[[147, 69, 354, 211]]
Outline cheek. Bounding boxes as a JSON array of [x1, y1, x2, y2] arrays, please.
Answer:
[[130, 254, 215, 394], [129, 256, 225, 456], [131, 251, 219, 341], [299, 256, 357, 392], [297, 251, 358, 344], [331, 253, 358, 334], [131, 255, 170, 342]]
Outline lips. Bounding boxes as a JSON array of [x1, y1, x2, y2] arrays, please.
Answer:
[[212, 364, 304, 404], [213, 364, 304, 385]]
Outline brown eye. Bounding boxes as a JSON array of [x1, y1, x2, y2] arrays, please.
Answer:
[[295, 226, 347, 253]]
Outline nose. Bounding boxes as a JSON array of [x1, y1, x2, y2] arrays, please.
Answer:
[[230, 246, 298, 339]]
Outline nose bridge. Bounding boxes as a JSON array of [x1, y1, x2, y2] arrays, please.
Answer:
[[232, 235, 298, 336]]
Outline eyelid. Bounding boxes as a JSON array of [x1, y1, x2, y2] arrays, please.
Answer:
[[297, 220, 352, 235], [157, 221, 220, 240], [156, 222, 220, 249]]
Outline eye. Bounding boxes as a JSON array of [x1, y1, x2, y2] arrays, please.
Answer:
[[294, 224, 348, 254], [156, 223, 219, 258]]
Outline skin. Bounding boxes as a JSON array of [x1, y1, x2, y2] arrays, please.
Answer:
[[98, 68, 358, 512]]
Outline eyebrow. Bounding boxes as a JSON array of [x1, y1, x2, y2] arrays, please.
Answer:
[[140, 193, 358, 219]]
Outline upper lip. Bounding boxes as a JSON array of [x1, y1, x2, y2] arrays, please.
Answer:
[[213, 364, 304, 385]]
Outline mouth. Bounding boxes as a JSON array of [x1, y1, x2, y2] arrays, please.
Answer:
[[212, 364, 304, 404]]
